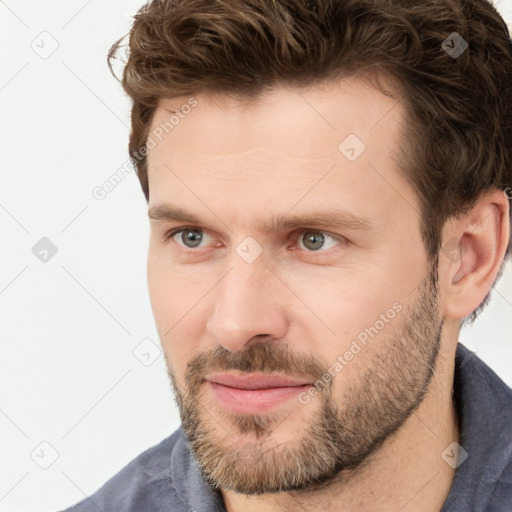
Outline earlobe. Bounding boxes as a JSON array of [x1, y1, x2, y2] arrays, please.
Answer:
[[441, 190, 510, 320]]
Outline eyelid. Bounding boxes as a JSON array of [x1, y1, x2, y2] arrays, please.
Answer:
[[164, 226, 347, 251]]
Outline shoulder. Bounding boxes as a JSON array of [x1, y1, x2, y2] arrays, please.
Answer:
[[454, 342, 512, 427], [480, 458, 512, 511], [59, 429, 189, 512], [444, 343, 512, 510]]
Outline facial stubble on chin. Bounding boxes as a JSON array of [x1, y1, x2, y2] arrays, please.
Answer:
[[166, 268, 443, 495]]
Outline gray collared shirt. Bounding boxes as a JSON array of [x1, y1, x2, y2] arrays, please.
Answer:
[[60, 342, 512, 511]]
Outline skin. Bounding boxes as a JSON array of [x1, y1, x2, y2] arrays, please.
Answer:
[[145, 76, 509, 512]]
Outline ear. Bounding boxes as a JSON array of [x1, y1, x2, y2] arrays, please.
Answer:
[[439, 189, 510, 320]]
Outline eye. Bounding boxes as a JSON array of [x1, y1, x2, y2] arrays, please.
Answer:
[[165, 226, 212, 249], [163, 227, 346, 253], [295, 230, 345, 252]]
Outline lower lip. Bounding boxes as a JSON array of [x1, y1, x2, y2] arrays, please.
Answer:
[[207, 381, 312, 414]]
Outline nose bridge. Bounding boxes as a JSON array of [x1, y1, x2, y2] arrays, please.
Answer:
[[206, 251, 288, 351]]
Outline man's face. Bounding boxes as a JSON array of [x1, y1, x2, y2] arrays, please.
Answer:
[[146, 78, 444, 493]]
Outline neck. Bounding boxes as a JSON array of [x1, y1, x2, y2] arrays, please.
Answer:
[[221, 341, 460, 512]]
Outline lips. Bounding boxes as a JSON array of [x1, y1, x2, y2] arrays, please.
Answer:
[[205, 373, 311, 390], [204, 373, 313, 414]]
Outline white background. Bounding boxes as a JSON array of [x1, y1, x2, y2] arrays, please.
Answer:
[[1, 1, 511, 511]]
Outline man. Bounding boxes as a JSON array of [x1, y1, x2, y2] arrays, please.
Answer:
[[62, 0, 512, 510]]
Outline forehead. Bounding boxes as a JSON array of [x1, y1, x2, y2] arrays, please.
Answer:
[[148, 77, 404, 158], [145, 77, 416, 227]]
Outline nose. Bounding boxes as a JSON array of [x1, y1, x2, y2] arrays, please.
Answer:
[[206, 258, 289, 352]]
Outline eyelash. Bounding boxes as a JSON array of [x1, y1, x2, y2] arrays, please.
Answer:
[[163, 226, 346, 254]]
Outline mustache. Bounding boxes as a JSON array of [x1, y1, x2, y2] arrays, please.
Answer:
[[184, 342, 328, 390]]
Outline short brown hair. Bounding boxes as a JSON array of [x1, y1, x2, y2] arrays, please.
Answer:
[[108, 0, 512, 321]]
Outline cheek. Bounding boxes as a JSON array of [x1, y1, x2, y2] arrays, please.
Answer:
[[147, 246, 209, 371], [285, 266, 406, 374], [146, 247, 189, 351], [147, 248, 169, 323], [282, 265, 386, 332]]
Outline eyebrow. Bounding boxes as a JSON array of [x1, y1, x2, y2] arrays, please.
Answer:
[[148, 204, 374, 233]]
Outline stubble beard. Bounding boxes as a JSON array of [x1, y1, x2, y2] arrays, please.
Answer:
[[167, 269, 443, 495]]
